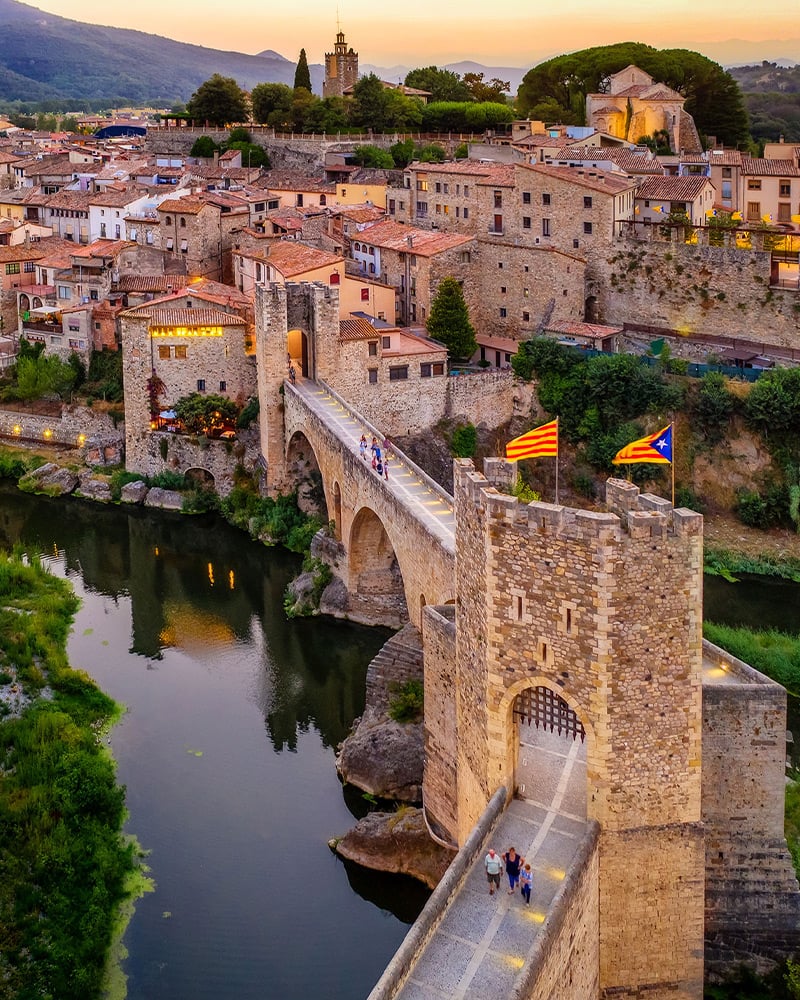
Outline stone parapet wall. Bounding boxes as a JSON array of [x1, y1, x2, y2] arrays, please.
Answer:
[[364, 622, 423, 715], [421, 604, 458, 844], [592, 239, 800, 347], [0, 405, 122, 456], [511, 822, 600, 1000], [129, 430, 260, 497]]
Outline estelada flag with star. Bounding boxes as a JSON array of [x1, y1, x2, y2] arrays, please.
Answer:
[[612, 424, 673, 465], [506, 418, 559, 462]]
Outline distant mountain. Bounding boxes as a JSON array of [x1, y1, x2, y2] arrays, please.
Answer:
[[0, 0, 321, 104]]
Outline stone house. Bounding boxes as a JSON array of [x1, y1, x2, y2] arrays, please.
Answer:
[[387, 160, 508, 231], [120, 286, 257, 473], [254, 171, 336, 210], [705, 150, 744, 214], [585, 64, 701, 153], [156, 194, 248, 283], [740, 157, 800, 226], [12, 153, 78, 191], [43, 189, 93, 244], [323, 29, 359, 99], [635, 175, 717, 226], [335, 168, 397, 210], [545, 144, 664, 179], [0, 150, 21, 189], [88, 185, 151, 242], [0, 242, 50, 333]]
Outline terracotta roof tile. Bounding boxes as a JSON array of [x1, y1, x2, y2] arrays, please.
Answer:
[[356, 220, 474, 256], [127, 307, 246, 327], [0, 244, 48, 263], [257, 241, 343, 276], [522, 163, 637, 194], [636, 176, 713, 200], [157, 197, 206, 215], [339, 316, 381, 341], [742, 157, 800, 177]]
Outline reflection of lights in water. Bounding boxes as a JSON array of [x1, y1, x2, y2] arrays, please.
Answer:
[[229, 569, 235, 591], [154, 546, 159, 557], [158, 603, 235, 650], [208, 562, 214, 586]]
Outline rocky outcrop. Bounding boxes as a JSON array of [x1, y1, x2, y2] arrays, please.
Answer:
[[332, 808, 454, 890], [76, 473, 113, 503], [337, 623, 425, 802], [18, 462, 78, 496], [120, 480, 148, 504], [144, 487, 183, 510]]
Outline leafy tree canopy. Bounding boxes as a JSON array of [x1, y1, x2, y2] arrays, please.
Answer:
[[190, 135, 219, 158], [186, 74, 248, 127], [422, 101, 513, 132], [175, 392, 240, 435], [517, 43, 749, 147], [351, 144, 395, 168], [462, 72, 510, 104], [404, 66, 472, 102], [426, 277, 477, 361], [294, 48, 312, 93], [250, 82, 294, 127], [226, 141, 270, 168]]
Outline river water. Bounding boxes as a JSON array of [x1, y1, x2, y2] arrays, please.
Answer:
[[0, 483, 429, 1000]]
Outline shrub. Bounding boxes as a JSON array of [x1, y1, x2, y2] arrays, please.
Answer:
[[148, 471, 186, 491], [237, 396, 259, 428], [450, 422, 477, 458], [388, 679, 424, 723], [694, 372, 736, 443]]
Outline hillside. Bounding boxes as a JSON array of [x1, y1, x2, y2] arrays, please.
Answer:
[[0, 0, 323, 104], [728, 63, 800, 142]]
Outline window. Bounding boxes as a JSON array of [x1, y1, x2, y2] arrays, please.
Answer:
[[500, 286, 507, 294], [388, 199, 395, 214], [747, 179, 761, 190], [388, 365, 408, 380], [361, 287, 370, 301], [498, 261, 504, 269], [296, 194, 304, 207], [158, 345, 170, 359], [90, 290, 98, 301], [722, 181, 732, 200], [382, 336, 391, 349], [542, 219, 551, 236], [499, 307, 507, 318], [463, 207, 469, 219], [368, 368, 378, 384], [368, 262, 375, 274], [94, 322, 101, 330], [436, 204, 442, 214], [583, 196, 592, 209], [58, 285, 70, 299], [523, 287, 529, 297], [780, 180, 791, 197], [460, 251, 471, 263], [573, 238, 580, 248], [494, 192, 502, 208], [4, 262, 19, 275], [722, 167, 732, 178], [443, 184, 449, 194], [319, 195, 326, 206], [542, 193, 551, 206], [524, 265, 529, 273], [368, 341, 378, 356], [463, 185, 469, 197], [583, 221, 593, 234], [421, 362, 432, 377], [180, 217, 186, 227], [165, 216, 172, 225], [329, 272, 340, 285], [435, 182, 441, 193], [180, 240, 188, 253], [166, 238, 174, 250], [523, 216, 531, 229], [522, 192, 531, 204], [197, 379, 206, 391], [522, 311, 530, 322], [219, 380, 227, 392], [174, 345, 187, 359]]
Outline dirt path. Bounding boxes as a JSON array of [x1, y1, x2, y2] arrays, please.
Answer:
[[704, 512, 800, 562]]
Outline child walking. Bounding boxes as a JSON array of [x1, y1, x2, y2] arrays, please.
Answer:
[[359, 435, 367, 460], [520, 864, 533, 905]]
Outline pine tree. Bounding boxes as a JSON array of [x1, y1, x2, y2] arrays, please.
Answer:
[[294, 49, 312, 93], [426, 277, 477, 361]]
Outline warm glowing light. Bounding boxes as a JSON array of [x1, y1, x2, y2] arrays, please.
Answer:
[[77, 433, 86, 445], [43, 428, 53, 439], [524, 910, 546, 924], [229, 569, 235, 591], [208, 562, 215, 586], [12, 424, 21, 435], [154, 546, 160, 556], [150, 421, 157, 429], [548, 867, 567, 881], [500, 955, 525, 970], [150, 325, 223, 337]]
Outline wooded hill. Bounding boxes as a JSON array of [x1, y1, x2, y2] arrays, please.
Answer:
[[728, 63, 800, 142]]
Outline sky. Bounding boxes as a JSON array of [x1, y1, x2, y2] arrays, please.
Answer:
[[24, 0, 800, 67]]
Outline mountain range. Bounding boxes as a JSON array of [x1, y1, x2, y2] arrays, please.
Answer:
[[0, 0, 798, 108]]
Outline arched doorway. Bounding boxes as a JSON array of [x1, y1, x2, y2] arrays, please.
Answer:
[[287, 327, 310, 379], [185, 467, 215, 489], [348, 507, 407, 627], [286, 432, 327, 518], [512, 685, 587, 821]]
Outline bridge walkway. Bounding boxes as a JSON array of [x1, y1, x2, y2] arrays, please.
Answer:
[[289, 378, 456, 552], [396, 729, 588, 1000]]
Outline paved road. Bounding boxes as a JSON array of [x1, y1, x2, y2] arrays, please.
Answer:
[[290, 379, 456, 552], [396, 727, 588, 1000]]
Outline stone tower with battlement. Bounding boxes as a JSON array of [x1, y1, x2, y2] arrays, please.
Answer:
[[254, 281, 340, 493], [423, 460, 706, 998], [323, 30, 359, 99]]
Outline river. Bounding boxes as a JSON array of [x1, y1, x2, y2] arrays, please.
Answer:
[[0, 483, 429, 1000]]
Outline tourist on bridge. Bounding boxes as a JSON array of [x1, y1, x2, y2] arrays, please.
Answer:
[[383, 453, 389, 481], [359, 435, 367, 461], [520, 864, 533, 905], [376, 457, 383, 477], [484, 848, 503, 896], [503, 847, 524, 894]]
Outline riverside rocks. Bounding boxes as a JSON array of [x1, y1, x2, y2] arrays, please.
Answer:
[[18, 463, 79, 496], [76, 474, 113, 503], [332, 808, 453, 890], [337, 711, 423, 801], [120, 480, 148, 504], [144, 488, 183, 510]]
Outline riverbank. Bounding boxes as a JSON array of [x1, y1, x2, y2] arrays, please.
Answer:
[[0, 550, 148, 999]]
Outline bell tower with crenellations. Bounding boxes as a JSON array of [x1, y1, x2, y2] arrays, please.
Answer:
[[323, 29, 359, 99]]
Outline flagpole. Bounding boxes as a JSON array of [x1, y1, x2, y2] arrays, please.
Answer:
[[555, 417, 559, 505], [671, 422, 675, 506]]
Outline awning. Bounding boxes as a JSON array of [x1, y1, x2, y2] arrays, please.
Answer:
[[159, 409, 177, 419], [29, 305, 60, 317]]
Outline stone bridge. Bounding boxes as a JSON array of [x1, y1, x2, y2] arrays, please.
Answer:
[[282, 378, 455, 628]]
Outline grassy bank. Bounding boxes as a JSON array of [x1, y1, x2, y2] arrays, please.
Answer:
[[705, 547, 800, 584], [0, 549, 145, 1000], [703, 622, 800, 694]]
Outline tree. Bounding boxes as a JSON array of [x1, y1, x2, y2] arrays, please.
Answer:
[[11, 354, 77, 402], [351, 74, 389, 131], [294, 48, 312, 93], [250, 82, 294, 127], [225, 142, 270, 168], [405, 66, 471, 102], [351, 145, 395, 168], [186, 74, 248, 127], [174, 393, 240, 434], [462, 72, 510, 104], [426, 277, 477, 361], [190, 135, 219, 158]]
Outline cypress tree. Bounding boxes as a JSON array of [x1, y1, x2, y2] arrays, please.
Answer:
[[426, 276, 477, 361], [294, 49, 312, 92]]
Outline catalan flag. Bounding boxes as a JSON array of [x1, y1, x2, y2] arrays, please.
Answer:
[[506, 419, 558, 462], [612, 424, 673, 466]]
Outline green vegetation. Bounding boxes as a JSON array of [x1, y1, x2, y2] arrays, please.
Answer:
[[220, 473, 321, 553], [83, 348, 124, 404], [704, 962, 796, 999], [388, 679, 424, 723], [0, 339, 80, 404], [404, 66, 472, 103], [427, 276, 477, 361], [283, 555, 332, 618], [351, 144, 395, 168], [450, 422, 478, 459], [703, 623, 800, 693], [186, 73, 247, 126], [728, 64, 800, 143], [0, 447, 44, 481], [517, 43, 750, 147], [293, 48, 311, 93], [174, 392, 240, 435], [0, 550, 143, 998], [704, 548, 800, 583], [236, 396, 259, 429]]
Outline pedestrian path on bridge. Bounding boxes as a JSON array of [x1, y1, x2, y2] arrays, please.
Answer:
[[394, 728, 589, 1000], [289, 378, 456, 552]]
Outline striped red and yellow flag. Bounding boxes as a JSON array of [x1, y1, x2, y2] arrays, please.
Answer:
[[506, 419, 559, 462]]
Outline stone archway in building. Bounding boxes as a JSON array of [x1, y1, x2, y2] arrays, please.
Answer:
[[286, 431, 328, 518], [509, 683, 588, 822], [185, 467, 215, 489], [287, 327, 310, 379], [18, 293, 30, 315], [348, 506, 408, 627]]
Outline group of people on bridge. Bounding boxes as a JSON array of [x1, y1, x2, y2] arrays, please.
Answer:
[[485, 847, 533, 904], [359, 434, 390, 481]]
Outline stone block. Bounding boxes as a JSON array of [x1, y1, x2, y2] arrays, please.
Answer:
[[120, 480, 148, 504]]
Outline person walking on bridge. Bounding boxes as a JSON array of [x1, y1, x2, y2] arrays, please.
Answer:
[[503, 847, 524, 894], [485, 848, 502, 896], [520, 863, 533, 905]]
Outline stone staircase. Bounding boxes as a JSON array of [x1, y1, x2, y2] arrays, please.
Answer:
[[365, 623, 424, 715]]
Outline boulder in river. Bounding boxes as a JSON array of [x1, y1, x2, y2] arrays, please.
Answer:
[[76, 473, 113, 503], [337, 711, 423, 802], [120, 480, 149, 505], [144, 488, 184, 511], [18, 462, 78, 496]]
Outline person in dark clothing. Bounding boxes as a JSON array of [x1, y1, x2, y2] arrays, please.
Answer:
[[503, 847, 524, 894]]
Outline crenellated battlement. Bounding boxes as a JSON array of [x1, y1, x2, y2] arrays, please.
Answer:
[[454, 458, 702, 548]]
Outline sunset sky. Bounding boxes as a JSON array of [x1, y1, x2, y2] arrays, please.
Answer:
[[25, 0, 799, 67]]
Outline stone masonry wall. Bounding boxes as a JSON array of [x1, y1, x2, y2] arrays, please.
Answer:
[[421, 604, 459, 844], [593, 239, 800, 347], [0, 405, 121, 450], [703, 641, 800, 976]]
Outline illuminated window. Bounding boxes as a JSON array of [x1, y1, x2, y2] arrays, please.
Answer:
[[174, 345, 187, 359], [158, 345, 170, 359]]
